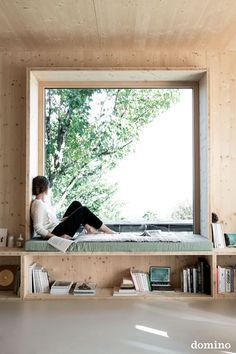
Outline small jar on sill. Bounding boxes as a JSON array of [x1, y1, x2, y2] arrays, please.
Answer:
[[16, 234, 24, 248]]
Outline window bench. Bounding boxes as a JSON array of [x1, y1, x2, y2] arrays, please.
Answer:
[[25, 233, 213, 252]]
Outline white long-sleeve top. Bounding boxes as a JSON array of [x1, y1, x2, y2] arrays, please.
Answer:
[[31, 199, 60, 238]]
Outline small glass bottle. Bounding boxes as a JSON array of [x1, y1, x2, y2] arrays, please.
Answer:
[[7, 235, 15, 248], [16, 234, 24, 248]]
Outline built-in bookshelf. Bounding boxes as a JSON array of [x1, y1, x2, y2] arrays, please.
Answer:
[[0, 248, 236, 300], [22, 252, 214, 299]]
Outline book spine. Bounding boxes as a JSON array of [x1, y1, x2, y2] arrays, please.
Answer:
[[40, 270, 45, 293], [234, 269, 236, 293], [200, 260, 204, 294], [139, 272, 144, 291], [36, 270, 42, 293], [42, 271, 46, 293], [212, 223, 219, 248], [193, 268, 197, 294], [28, 266, 32, 293], [139, 272, 146, 292], [190, 268, 193, 293], [32, 267, 37, 293], [130, 270, 139, 291], [145, 273, 151, 291], [32, 269, 37, 293], [217, 266, 221, 293], [230, 268, 234, 292], [213, 223, 226, 248], [182, 269, 188, 293], [187, 268, 191, 293], [42, 270, 49, 293], [135, 272, 143, 291], [218, 224, 226, 248], [225, 268, 231, 293], [203, 262, 211, 295], [34, 270, 39, 293], [218, 266, 226, 293], [143, 273, 149, 291], [197, 264, 201, 293]]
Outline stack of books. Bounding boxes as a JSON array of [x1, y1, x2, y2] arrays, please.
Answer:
[[130, 269, 151, 292], [28, 263, 50, 293], [50, 281, 73, 295], [113, 277, 137, 296], [217, 266, 236, 293], [73, 282, 96, 296], [181, 258, 211, 294]]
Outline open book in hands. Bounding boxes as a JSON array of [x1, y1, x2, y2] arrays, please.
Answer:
[[48, 236, 75, 252]]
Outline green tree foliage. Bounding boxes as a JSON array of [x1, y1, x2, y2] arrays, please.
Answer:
[[45, 88, 179, 219], [171, 200, 193, 221]]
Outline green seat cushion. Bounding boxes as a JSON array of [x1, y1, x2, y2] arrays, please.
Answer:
[[25, 233, 213, 252]]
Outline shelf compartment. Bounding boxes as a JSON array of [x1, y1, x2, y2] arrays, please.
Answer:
[[25, 288, 112, 300], [24, 287, 213, 300], [215, 254, 236, 297], [0, 291, 21, 301], [23, 254, 213, 296], [216, 292, 236, 299], [0, 255, 21, 300]]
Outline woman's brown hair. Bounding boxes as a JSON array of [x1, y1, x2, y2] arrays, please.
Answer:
[[32, 176, 49, 196]]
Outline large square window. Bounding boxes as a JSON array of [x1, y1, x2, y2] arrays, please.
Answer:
[[44, 87, 194, 231]]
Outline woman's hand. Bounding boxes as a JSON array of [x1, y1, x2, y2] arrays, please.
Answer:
[[61, 234, 73, 240]]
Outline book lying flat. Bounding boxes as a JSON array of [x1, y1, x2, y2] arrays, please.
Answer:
[[113, 287, 138, 296], [50, 281, 73, 295], [151, 289, 176, 293], [48, 236, 74, 252], [74, 282, 96, 295], [122, 277, 134, 286], [52, 281, 73, 288], [151, 286, 174, 291]]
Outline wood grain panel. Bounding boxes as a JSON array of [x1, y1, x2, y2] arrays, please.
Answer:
[[0, 1, 236, 50], [26, 254, 207, 289], [0, 48, 236, 237]]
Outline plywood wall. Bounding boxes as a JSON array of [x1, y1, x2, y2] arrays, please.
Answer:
[[0, 49, 236, 236]]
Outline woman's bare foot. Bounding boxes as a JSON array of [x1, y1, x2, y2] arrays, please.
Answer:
[[84, 224, 98, 234], [99, 224, 115, 234]]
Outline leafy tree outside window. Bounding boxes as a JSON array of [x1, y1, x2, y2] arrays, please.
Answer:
[[44, 88, 192, 223]]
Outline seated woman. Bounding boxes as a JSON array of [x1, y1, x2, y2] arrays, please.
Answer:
[[31, 176, 114, 239]]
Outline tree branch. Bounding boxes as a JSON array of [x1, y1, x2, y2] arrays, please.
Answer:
[[57, 164, 102, 208], [54, 106, 72, 170], [113, 89, 132, 119], [97, 140, 133, 157], [113, 89, 121, 114], [57, 139, 133, 208]]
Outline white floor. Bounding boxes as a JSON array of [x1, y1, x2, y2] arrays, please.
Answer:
[[0, 299, 236, 354]]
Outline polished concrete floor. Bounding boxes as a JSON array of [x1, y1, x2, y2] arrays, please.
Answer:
[[0, 299, 236, 354]]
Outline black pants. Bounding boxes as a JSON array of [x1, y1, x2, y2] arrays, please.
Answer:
[[52, 201, 103, 237]]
